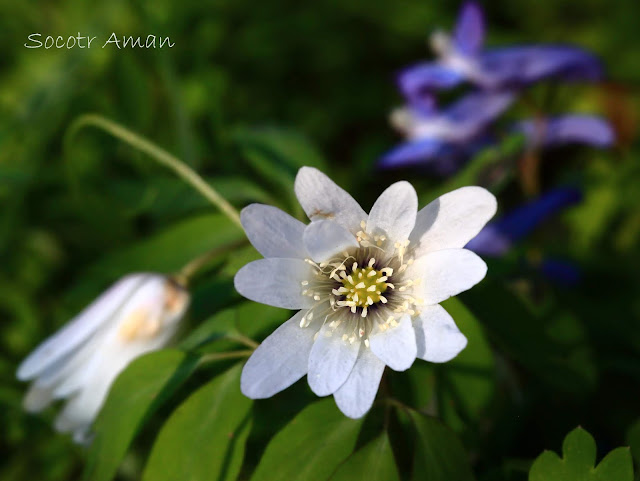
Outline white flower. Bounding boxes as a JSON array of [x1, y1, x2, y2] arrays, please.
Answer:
[[234, 167, 496, 418], [16, 273, 189, 443]]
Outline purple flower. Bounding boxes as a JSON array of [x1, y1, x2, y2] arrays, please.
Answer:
[[513, 115, 615, 149], [398, 2, 604, 104], [538, 258, 581, 286], [379, 90, 514, 173], [466, 187, 582, 257]]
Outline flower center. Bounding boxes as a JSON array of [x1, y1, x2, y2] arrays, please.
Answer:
[[298, 222, 424, 344], [338, 265, 388, 308]]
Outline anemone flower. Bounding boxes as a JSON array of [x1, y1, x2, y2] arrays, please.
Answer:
[[512, 115, 615, 149], [17, 273, 189, 443], [234, 167, 495, 418], [380, 113, 614, 174], [398, 2, 603, 108], [379, 90, 514, 173]]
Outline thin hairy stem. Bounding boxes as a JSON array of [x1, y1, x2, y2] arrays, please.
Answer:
[[174, 238, 249, 285], [65, 114, 242, 227], [198, 350, 254, 366], [225, 333, 260, 349]]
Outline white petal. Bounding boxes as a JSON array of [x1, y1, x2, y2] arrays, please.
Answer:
[[333, 346, 385, 419], [49, 275, 183, 398], [369, 314, 417, 371], [367, 181, 418, 242], [16, 273, 152, 381], [234, 258, 315, 309], [414, 305, 468, 363], [307, 320, 361, 396], [23, 384, 54, 413], [410, 249, 487, 305], [54, 381, 106, 436], [54, 326, 172, 440], [39, 337, 102, 396], [294, 167, 367, 235], [410, 186, 497, 256], [241, 311, 317, 399], [51, 336, 111, 399], [303, 220, 359, 263], [241, 204, 309, 259]]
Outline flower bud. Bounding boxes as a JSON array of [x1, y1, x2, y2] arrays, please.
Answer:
[[16, 273, 189, 443]]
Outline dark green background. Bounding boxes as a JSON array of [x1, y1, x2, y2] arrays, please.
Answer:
[[1, 1, 639, 480]]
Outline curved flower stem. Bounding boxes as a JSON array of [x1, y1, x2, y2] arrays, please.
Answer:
[[198, 349, 253, 366], [225, 333, 260, 349], [64, 114, 242, 228], [174, 238, 249, 285], [382, 397, 412, 412]]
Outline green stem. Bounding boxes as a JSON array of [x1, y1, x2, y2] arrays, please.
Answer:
[[225, 333, 260, 349], [174, 238, 249, 285], [64, 114, 242, 228], [198, 349, 253, 365], [382, 397, 412, 412]]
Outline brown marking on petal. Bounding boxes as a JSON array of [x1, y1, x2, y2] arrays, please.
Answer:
[[309, 209, 335, 220]]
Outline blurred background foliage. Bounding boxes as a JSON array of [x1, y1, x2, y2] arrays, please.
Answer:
[[1, 0, 639, 480]]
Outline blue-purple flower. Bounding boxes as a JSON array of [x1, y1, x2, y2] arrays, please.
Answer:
[[466, 187, 584, 284], [466, 187, 582, 257], [381, 110, 615, 173], [513, 115, 615, 149], [398, 2, 604, 107], [379, 90, 514, 173]]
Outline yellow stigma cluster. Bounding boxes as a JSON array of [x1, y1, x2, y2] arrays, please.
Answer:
[[330, 258, 395, 318], [340, 266, 388, 307]]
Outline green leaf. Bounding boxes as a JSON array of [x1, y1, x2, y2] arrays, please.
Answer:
[[250, 398, 363, 481], [234, 301, 293, 340], [595, 448, 635, 481], [234, 126, 327, 171], [178, 306, 238, 351], [329, 432, 400, 481], [530, 451, 566, 480], [529, 427, 634, 481], [461, 281, 596, 394], [107, 176, 274, 220], [88, 213, 244, 277], [234, 126, 328, 213], [60, 213, 245, 319], [84, 349, 198, 481], [564, 427, 597, 475], [626, 418, 640, 467], [408, 410, 475, 481], [437, 298, 495, 431], [179, 301, 290, 354], [142, 363, 252, 481]]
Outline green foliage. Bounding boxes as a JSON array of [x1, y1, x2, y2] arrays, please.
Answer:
[[438, 298, 495, 431], [408, 410, 475, 481], [233, 126, 329, 213], [250, 399, 363, 481], [2, 0, 640, 480], [529, 427, 634, 481], [329, 433, 400, 481], [626, 419, 640, 476], [141, 364, 252, 481], [84, 349, 199, 481], [84, 213, 244, 279]]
